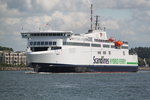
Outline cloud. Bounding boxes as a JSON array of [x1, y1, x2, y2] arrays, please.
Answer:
[[0, 0, 150, 51], [0, 18, 25, 50], [19, 15, 52, 32], [49, 11, 89, 32], [103, 19, 120, 30], [94, 0, 150, 9], [35, 0, 59, 11], [19, 11, 88, 32], [4, 18, 20, 25], [2, 0, 34, 12], [0, 1, 22, 18]]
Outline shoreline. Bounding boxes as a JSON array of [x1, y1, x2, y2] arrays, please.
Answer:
[[0, 66, 33, 71], [138, 67, 150, 71]]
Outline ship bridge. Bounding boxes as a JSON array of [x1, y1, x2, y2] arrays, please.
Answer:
[[21, 31, 73, 52]]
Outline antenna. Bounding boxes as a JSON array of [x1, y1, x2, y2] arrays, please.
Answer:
[[95, 15, 99, 30], [90, 4, 93, 30]]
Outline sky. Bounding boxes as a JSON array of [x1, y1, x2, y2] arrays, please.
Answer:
[[0, 0, 150, 51]]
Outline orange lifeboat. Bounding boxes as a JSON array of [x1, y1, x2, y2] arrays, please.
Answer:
[[114, 41, 123, 47]]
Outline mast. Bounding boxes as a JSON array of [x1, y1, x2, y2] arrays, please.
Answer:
[[90, 4, 93, 30]]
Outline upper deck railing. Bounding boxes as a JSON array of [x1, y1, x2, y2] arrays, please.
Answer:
[[94, 39, 128, 44], [21, 31, 72, 38]]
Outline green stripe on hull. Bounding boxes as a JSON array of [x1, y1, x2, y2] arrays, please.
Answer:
[[127, 62, 138, 64]]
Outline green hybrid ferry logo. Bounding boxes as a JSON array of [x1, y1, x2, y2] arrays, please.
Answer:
[[110, 58, 126, 64], [93, 56, 127, 64]]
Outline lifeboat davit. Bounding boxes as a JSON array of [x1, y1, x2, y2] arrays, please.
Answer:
[[114, 41, 123, 47], [108, 38, 115, 42]]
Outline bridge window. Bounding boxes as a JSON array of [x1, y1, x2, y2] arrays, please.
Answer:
[[53, 41, 57, 45], [49, 41, 52, 45], [41, 42, 44, 45], [57, 33, 61, 36], [45, 42, 48, 45], [34, 42, 37, 45], [53, 33, 57, 36], [37, 42, 40, 45], [30, 42, 33, 45], [48, 34, 52, 36]]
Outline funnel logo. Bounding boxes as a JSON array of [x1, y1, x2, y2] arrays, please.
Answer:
[[100, 33, 103, 37]]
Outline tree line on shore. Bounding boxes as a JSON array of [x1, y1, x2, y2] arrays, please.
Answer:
[[0, 46, 13, 51], [129, 47, 150, 66]]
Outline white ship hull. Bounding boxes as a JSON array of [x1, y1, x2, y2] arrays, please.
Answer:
[[26, 45, 138, 72]]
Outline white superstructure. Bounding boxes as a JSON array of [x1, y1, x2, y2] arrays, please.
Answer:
[[21, 28, 138, 72]]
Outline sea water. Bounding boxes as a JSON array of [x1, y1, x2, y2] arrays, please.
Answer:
[[0, 71, 150, 100]]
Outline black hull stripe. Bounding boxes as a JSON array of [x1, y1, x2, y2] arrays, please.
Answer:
[[31, 63, 138, 72]]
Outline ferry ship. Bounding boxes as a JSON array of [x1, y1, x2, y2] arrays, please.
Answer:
[[21, 4, 138, 72]]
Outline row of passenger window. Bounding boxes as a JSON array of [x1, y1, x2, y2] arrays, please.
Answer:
[[29, 41, 128, 49], [97, 51, 111, 55], [63, 42, 110, 48], [63, 42, 90, 47], [63, 42, 128, 49], [97, 51, 126, 55], [63, 42, 102, 47], [30, 41, 57, 46]]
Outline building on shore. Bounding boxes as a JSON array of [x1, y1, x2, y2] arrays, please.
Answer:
[[0, 51, 26, 66]]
